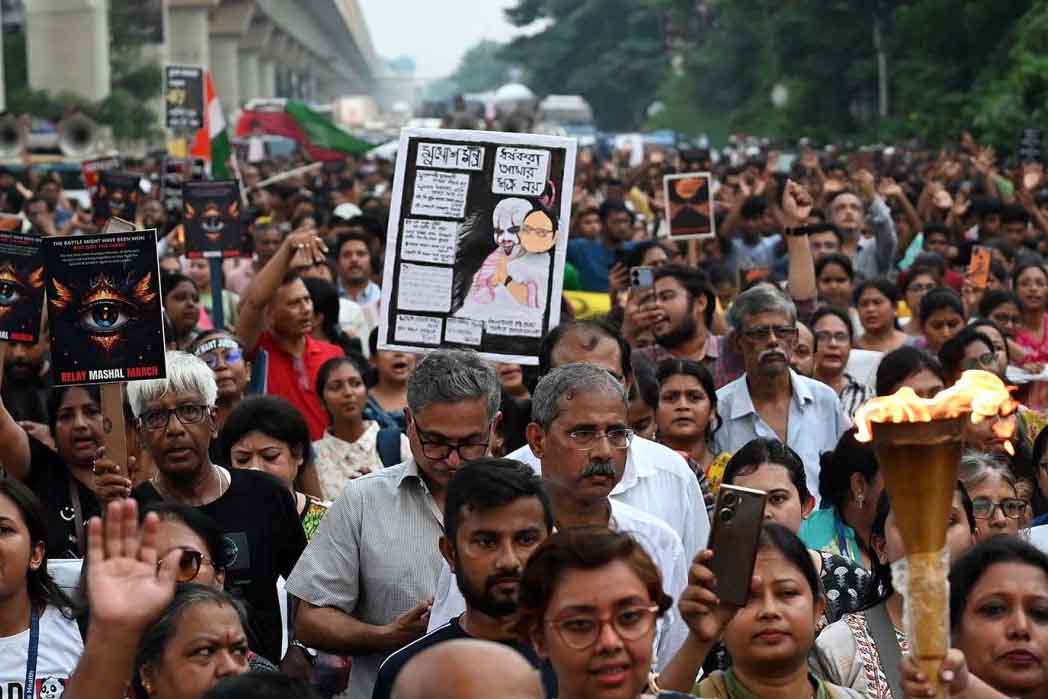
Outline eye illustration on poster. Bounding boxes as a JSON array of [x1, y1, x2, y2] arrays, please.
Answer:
[[0, 231, 44, 343], [663, 172, 715, 240], [92, 172, 141, 228], [182, 180, 242, 258], [379, 129, 576, 364], [43, 230, 167, 386]]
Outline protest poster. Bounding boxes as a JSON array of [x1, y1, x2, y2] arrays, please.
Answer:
[[92, 172, 140, 228], [165, 65, 204, 131], [81, 156, 121, 192], [43, 230, 167, 387], [182, 180, 243, 258], [0, 231, 44, 343], [662, 172, 715, 240], [378, 128, 577, 364]]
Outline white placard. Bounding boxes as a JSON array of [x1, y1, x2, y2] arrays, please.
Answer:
[[400, 219, 458, 265], [492, 147, 550, 196], [411, 170, 470, 218], [397, 263, 453, 312], [486, 316, 544, 338], [416, 142, 484, 170], [445, 317, 484, 345], [395, 314, 444, 344]]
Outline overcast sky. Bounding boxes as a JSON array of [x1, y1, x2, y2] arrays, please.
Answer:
[[357, 0, 532, 78]]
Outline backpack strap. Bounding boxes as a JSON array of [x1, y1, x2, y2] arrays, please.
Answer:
[[864, 602, 904, 699], [376, 427, 402, 467]]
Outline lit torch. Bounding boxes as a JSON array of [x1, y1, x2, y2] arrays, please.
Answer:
[[853, 370, 1016, 697]]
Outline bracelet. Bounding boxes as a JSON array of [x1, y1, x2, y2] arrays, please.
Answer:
[[784, 225, 812, 237]]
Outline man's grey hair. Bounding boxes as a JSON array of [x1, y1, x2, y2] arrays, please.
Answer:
[[727, 284, 798, 333], [406, 349, 501, 421], [531, 362, 627, 428], [959, 449, 1016, 490], [127, 351, 218, 417]]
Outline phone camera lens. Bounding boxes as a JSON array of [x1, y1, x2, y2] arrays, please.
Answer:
[[722, 492, 737, 507], [719, 508, 735, 523]]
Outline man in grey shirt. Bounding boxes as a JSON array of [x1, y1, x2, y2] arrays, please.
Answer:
[[286, 349, 502, 699], [829, 169, 897, 280]]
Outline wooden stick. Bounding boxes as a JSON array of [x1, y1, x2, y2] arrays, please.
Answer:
[[100, 383, 127, 477]]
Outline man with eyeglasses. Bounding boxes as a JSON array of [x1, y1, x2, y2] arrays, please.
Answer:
[[428, 363, 689, 670], [129, 351, 307, 664], [372, 459, 557, 699], [713, 286, 848, 502], [287, 349, 502, 699]]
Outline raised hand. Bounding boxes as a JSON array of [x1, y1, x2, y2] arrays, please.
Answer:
[[878, 177, 904, 200], [678, 550, 739, 643], [1023, 161, 1044, 191], [285, 225, 328, 267], [85, 499, 178, 635], [782, 179, 813, 225], [853, 169, 877, 200], [92, 445, 133, 504]]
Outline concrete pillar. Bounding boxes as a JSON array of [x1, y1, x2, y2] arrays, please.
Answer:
[[208, 36, 239, 114], [258, 58, 276, 99], [167, 2, 212, 67], [26, 0, 110, 100], [237, 50, 260, 105]]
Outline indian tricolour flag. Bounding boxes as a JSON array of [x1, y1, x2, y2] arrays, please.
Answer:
[[190, 71, 232, 179]]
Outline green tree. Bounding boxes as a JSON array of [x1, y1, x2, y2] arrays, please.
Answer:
[[501, 0, 670, 130], [451, 40, 515, 94]]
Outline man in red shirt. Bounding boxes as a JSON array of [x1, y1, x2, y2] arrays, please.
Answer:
[[238, 226, 344, 439]]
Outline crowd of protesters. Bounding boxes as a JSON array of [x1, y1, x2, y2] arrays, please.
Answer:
[[0, 129, 1045, 699]]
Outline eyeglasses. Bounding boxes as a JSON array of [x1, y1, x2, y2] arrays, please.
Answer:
[[139, 404, 209, 431], [157, 547, 216, 583], [741, 325, 798, 342], [907, 283, 938, 295], [417, 434, 490, 461], [814, 330, 850, 346], [200, 348, 243, 369], [971, 497, 1027, 520], [548, 605, 659, 650], [566, 428, 634, 451], [961, 352, 998, 371]]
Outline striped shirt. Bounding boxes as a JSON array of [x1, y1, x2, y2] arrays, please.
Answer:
[[286, 458, 444, 699]]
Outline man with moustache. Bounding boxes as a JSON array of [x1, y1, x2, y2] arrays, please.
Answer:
[[427, 363, 689, 671], [372, 459, 557, 699], [713, 285, 848, 501]]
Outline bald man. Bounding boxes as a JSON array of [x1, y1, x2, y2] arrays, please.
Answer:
[[390, 640, 545, 699]]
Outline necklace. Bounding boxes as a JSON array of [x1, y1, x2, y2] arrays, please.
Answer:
[[152, 464, 229, 504]]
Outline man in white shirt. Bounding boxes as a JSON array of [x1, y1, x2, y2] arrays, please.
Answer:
[[428, 363, 688, 670], [507, 319, 710, 560]]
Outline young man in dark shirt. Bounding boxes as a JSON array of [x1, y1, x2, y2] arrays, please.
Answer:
[[128, 350, 306, 663], [372, 458, 557, 699]]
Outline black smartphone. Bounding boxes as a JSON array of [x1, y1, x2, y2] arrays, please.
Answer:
[[708, 484, 767, 607]]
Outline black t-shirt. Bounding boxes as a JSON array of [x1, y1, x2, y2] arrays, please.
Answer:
[[26, 436, 101, 559], [2, 373, 51, 425], [371, 617, 558, 699], [133, 468, 307, 663]]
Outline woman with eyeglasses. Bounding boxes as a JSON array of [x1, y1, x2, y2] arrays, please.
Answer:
[[657, 524, 862, 697], [189, 331, 251, 434], [515, 527, 690, 699], [811, 306, 872, 419], [143, 502, 277, 675], [959, 450, 1028, 541], [899, 266, 941, 338], [311, 355, 411, 501]]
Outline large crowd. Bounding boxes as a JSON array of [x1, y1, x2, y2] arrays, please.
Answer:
[[0, 131, 1045, 699]]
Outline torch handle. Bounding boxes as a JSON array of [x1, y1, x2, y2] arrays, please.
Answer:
[[895, 551, 950, 699]]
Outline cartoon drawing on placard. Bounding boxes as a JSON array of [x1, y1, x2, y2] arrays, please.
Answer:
[[455, 186, 558, 324]]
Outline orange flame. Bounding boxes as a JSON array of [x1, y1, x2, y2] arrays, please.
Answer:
[[854, 370, 1017, 453]]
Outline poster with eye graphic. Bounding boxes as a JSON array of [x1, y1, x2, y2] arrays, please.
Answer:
[[0, 231, 44, 343], [378, 128, 577, 364], [663, 172, 715, 240], [182, 180, 242, 258], [92, 171, 141, 228], [43, 230, 167, 386]]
